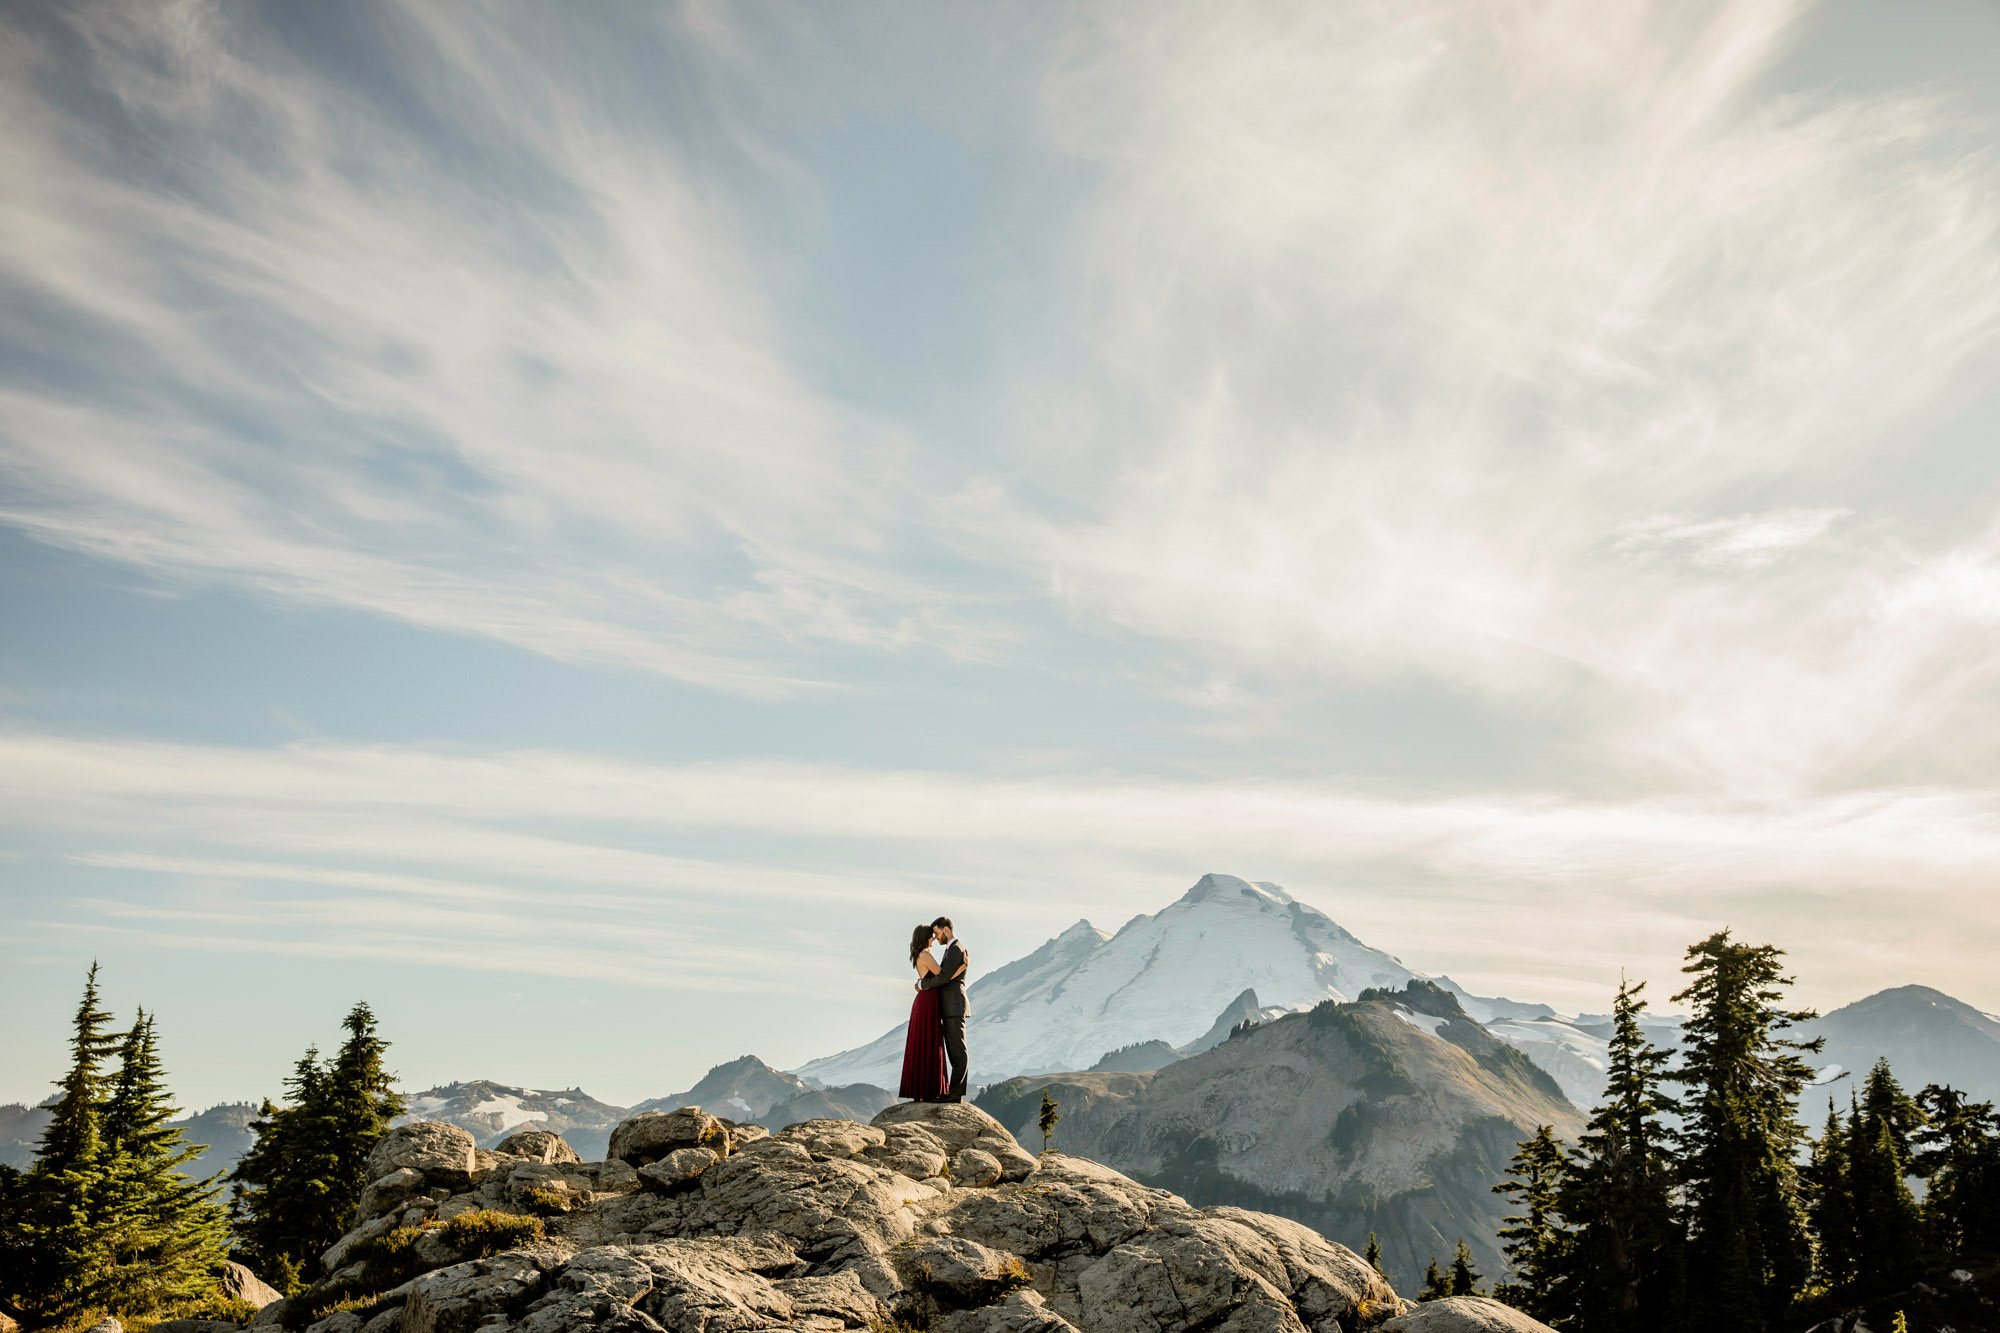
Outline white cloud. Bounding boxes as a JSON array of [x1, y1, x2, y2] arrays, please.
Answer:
[[4, 730, 1996, 1015], [1612, 508, 1849, 571], [957, 0, 2000, 794]]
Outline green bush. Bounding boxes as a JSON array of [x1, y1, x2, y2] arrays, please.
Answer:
[[439, 1209, 544, 1257]]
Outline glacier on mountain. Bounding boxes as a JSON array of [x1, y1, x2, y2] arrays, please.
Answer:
[[794, 872, 1655, 1107], [796, 873, 1433, 1089]]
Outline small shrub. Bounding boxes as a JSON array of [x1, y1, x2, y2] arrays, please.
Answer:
[[438, 1209, 544, 1258], [345, 1224, 427, 1287], [522, 1185, 570, 1217]]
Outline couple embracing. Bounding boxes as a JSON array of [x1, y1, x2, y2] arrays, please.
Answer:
[[898, 916, 969, 1103]]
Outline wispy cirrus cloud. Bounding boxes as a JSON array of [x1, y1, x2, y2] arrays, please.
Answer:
[[0, 2, 992, 697], [956, 0, 2000, 794]]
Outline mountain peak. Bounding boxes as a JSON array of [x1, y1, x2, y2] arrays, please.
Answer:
[[1176, 874, 1296, 908]]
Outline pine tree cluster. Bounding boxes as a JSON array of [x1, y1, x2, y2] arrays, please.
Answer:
[[1488, 931, 2000, 1333], [0, 964, 232, 1325], [232, 1004, 404, 1294]]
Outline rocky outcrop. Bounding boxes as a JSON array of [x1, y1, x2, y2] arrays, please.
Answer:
[[287, 1100, 1500, 1333], [221, 1260, 286, 1309], [1381, 1298, 1558, 1333]]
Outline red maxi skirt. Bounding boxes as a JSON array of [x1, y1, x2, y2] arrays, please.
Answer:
[[899, 983, 948, 1101]]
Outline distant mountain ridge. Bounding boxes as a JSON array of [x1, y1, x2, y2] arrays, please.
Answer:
[[398, 1081, 630, 1159], [977, 979, 1583, 1295], [1801, 984, 2000, 1104]]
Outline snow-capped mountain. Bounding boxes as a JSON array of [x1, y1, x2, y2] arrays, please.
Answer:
[[397, 1081, 629, 1158], [796, 873, 1431, 1089]]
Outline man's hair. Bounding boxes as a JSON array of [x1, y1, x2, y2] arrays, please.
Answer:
[[931, 916, 953, 932]]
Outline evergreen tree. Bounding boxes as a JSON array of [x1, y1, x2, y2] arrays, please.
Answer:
[[1492, 1124, 1569, 1319], [1039, 1088, 1062, 1153], [1420, 1256, 1450, 1301], [1448, 1239, 1483, 1297], [35, 963, 121, 1177], [1554, 976, 1683, 1333], [1670, 931, 1820, 1333], [16, 963, 125, 1318], [1364, 1232, 1383, 1274], [233, 1004, 402, 1292], [1803, 1100, 1857, 1289], [1912, 1084, 2000, 1254], [1844, 1061, 1925, 1293], [0, 1163, 27, 1311], [95, 1011, 232, 1317], [1854, 1060, 1923, 1167]]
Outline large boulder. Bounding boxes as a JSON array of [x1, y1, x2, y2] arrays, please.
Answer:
[[864, 1122, 950, 1180], [495, 1130, 581, 1165], [367, 1121, 478, 1193], [873, 1102, 1039, 1181], [220, 1259, 286, 1309], [1076, 1215, 1308, 1333], [1380, 1297, 1557, 1333], [404, 1251, 551, 1333], [606, 1107, 726, 1166], [935, 1290, 1085, 1333], [637, 1147, 718, 1194], [356, 1166, 427, 1223]]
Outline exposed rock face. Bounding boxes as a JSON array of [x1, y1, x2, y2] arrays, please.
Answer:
[[605, 1108, 727, 1167], [976, 987, 1582, 1294], [496, 1131, 583, 1165], [221, 1259, 286, 1309], [368, 1122, 478, 1193], [1380, 1297, 1558, 1333], [290, 1102, 1461, 1333]]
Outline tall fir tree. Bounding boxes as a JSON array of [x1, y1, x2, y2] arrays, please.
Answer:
[[1554, 976, 1684, 1333], [1420, 1256, 1450, 1301], [1492, 1124, 1569, 1320], [1911, 1084, 2000, 1255], [1364, 1232, 1384, 1274], [1844, 1061, 1925, 1293], [1670, 931, 1820, 1333], [1803, 1100, 1857, 1289], [16, 963, 125, 1319], [95, 1011, 232, 1317], [233, 1003, 403, 1293]]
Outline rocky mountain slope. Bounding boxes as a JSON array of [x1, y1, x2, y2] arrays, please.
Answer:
[[400, 1083, 631, 1160], [0, 1101, 50, 1171], [1799, 985, 2000, 1104], [975, 981, 1583, 1295], [276, 1099, 1557, 1333]]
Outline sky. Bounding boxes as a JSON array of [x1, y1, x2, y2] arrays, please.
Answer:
[[3, 0, 2000, 1112]]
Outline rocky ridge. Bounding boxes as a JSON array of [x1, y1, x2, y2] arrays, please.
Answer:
[[276, 1097, 1555, 1333]]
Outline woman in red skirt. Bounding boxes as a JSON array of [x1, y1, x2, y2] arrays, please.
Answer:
[[898, 923, 955, 1102]]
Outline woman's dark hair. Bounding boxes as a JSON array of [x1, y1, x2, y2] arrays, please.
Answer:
[[909, 923, 935, 969]]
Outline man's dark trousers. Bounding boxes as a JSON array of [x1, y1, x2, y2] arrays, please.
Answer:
[[941, 1014, 968, 1099], [919, 938, 971, 1100]]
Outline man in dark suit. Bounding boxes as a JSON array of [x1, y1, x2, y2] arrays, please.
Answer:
[[917, 916, 970, 1101]]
